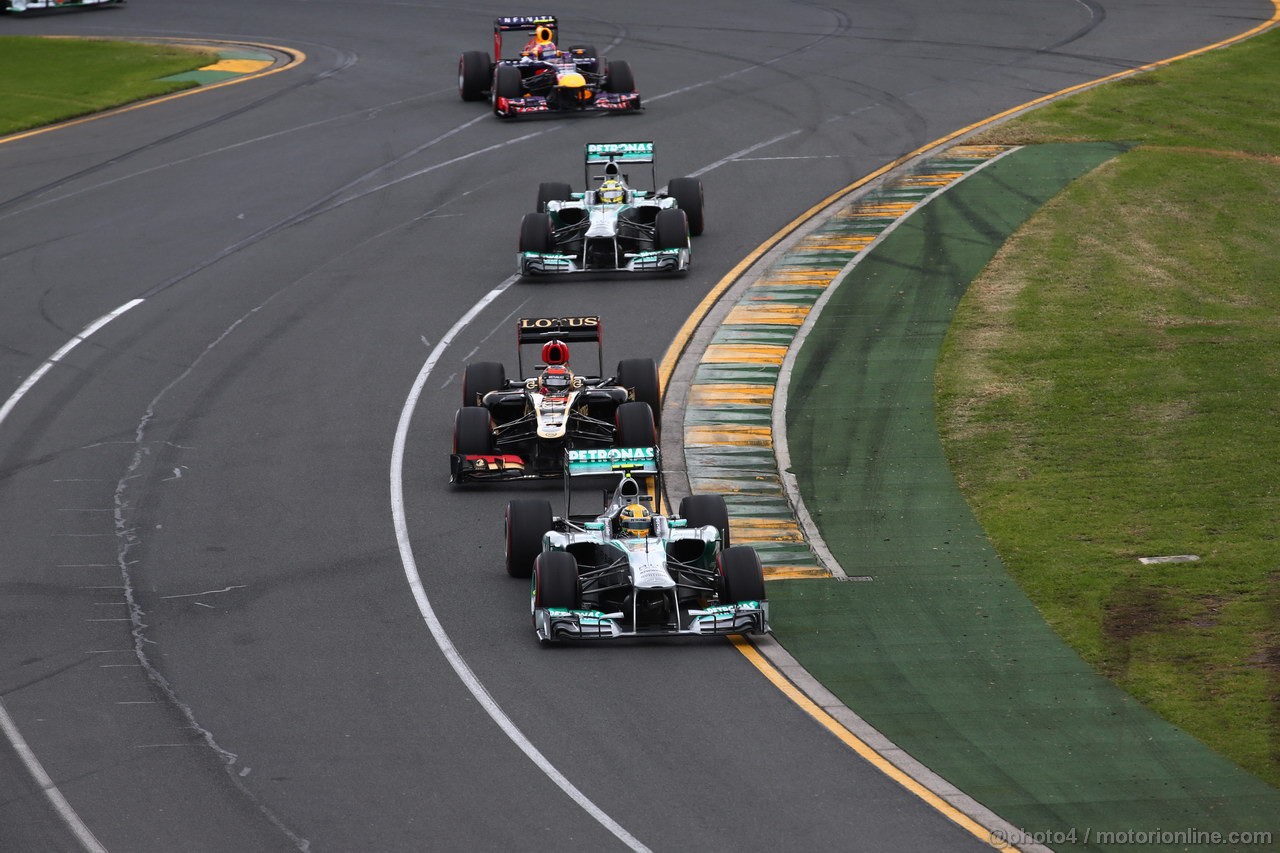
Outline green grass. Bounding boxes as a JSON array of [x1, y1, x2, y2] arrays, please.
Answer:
[[0, 36, 211, 135], [939, 27, 1280, 785]]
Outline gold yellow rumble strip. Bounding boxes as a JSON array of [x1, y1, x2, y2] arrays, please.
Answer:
[[687, 384, 775, 405], [702, 344, 788, 364]]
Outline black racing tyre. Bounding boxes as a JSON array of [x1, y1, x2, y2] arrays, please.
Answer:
[[519, 212, 554, 253], [533, 551, 580, 610], [667, 177, 705, 237], [719, 545, 766, 603], [458, 51, 491, 101], [617, 358, 660, 417], [506, 499, 554, 579], [453, 406, 493, 455], [615, 401, 657, 448], [536, 181, 573, 212], [605, 59, 635, 93], [493, 64, 522, 113], [654, 208, 689, 251], [566, 43, 599, 69], [461, 361, 505, 407], [680, 494, 731, 549]]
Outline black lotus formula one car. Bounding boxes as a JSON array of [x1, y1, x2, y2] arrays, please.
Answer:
[[450, 315, 660, 483]]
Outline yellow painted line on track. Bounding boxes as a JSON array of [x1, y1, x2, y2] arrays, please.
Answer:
[[0, 38, 306, 146], [662, 5, 1280, 849], [729, 635, 1007, 844]]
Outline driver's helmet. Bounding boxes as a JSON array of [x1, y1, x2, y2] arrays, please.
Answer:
[[598, 180, 626, 205], [524, 26, 558, 58], [618, 503, 652, 538], [538, 364, 572, 395]]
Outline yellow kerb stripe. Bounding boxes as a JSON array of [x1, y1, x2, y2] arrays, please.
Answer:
[[796, 234, 877, 252], [702, 344, 788, 364], [724, 304, 810, 325], [844, 202, 916, 217], [201, 59, 274, 73], [764, 566, 831, 579], [729, 518, 807, 543], [687, 384, 774, 405], [684, 425, 773, 446]]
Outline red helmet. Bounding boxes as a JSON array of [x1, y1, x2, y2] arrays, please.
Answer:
[[541, 340, 570, 365]]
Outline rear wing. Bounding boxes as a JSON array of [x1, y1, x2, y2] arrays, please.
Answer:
[[493, 14, 557, 59], [516, 315, 603, 376], [564, 446, 663, 519], [585, 142, 654, 164], [566, 446, 659, 476], [584, 142, 657, 191]]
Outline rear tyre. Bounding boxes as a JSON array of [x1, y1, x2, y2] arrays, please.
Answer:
[[453, 407, 493, 455], [617, 358, 660, 417], [566, 43, 599, 70], [461, 361, 505, 407], [615, 401, 657, 448], [458, 51, 491, 101], [519, 212, 554, 253], [719, 545, 766, 603], [493, 64, 522, 114], [533, 551, 580, 609], [506, 499, 554, 579], [667, 177, 705, 237], [680, 494, 731, 549], [605, 59, 635, 93], [655, 208, 689, 251], [536, 181, 573, 212]]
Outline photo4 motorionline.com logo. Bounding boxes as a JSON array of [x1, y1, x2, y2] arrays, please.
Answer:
[[989, 827, 1274, 848]]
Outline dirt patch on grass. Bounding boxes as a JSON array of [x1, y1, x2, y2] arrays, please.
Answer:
[[1102, 584, 1174, 675]]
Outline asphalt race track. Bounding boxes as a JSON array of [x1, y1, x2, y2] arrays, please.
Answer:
[[0, 2, 1271, 851]]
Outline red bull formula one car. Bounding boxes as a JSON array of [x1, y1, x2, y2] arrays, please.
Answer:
[[457, 15, 641, 118]]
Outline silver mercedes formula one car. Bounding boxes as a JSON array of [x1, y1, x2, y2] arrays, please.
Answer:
[[518, 141, 705, 276], [505, 447, 770, 643], [450, 315, 661, 483]]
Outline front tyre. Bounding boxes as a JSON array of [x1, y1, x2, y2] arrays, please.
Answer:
[[719, 545, 766, 604], [453, 407, 493, 455], [605, 60, 635, 93], [667, 177, 705, 237], [615, 401, 657, 448], [519, 212, 554, 253], [459, 51, 491, 101], [655, 208, 689, 251], [493, 64, 522, 115], [506, 499, 553, 579], [533, 551, 580, 610]]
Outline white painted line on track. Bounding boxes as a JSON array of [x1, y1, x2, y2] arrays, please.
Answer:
[[0, 702, 108, 853], [388, 275, 652, 853], [0, 301, 148, 853]]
